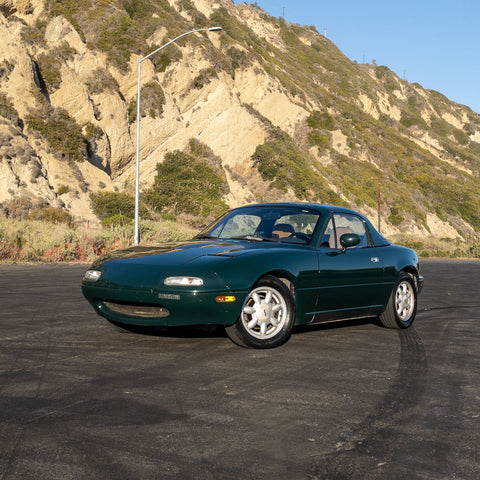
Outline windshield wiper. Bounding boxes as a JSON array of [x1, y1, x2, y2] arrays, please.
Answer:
[[194, 234, 217, 240], [229, 235, 279, 243]]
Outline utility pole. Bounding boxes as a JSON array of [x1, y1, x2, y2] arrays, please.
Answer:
[[372, 177, 385, 233]]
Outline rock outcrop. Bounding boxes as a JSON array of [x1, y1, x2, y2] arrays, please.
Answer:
[[0, 0, 479, 241]]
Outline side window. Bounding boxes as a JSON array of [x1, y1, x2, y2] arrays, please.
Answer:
[[320, 214, 369, 248], [319, 217, 335, 248]]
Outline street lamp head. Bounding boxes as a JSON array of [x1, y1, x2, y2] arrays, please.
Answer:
[[207, 26, 223, 31]]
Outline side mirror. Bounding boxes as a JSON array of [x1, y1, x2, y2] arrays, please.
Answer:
[[340, 233, 361, 251]]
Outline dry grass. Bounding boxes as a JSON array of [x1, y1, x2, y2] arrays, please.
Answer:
[[389, 234, 480, 259], [0, 218, 197, 263]]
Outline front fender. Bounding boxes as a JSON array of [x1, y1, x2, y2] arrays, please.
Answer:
[[202, 246, 320, 324]]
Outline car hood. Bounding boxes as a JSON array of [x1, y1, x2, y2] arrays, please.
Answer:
[[91, 240, 268, 268]]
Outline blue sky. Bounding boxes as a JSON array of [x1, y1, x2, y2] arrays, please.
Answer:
[[234, 1, 480, 114]]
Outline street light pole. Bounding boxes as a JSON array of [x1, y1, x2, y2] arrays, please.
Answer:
[[134, 26, 222, 245]]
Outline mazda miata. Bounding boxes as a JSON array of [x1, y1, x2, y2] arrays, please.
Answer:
[[82, 203, 424, 348]]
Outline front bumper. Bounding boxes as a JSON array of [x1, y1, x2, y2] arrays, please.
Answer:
[[82, 282, 248, 327]]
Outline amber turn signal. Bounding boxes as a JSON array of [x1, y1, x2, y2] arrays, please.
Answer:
[[216, 295, 236, 303]]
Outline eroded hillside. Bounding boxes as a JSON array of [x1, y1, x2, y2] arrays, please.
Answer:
[[0, 0, 479, 245]]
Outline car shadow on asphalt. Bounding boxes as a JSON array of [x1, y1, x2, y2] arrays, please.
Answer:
[[110, 322, 228, 339], [110, 317, 381, 341], [293, 316, 380, 335]]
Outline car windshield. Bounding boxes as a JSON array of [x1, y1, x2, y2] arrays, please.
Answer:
[[198, 206, 322, 245]]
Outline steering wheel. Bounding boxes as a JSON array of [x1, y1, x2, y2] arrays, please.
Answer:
[[290, 232, 311, 243]]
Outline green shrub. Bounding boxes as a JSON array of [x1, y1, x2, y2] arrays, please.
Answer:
[[191, 67, 218, 90], [46, 0, 86, 40], [452, 128, 469, 146], [226, 46, 250, 72], [307, 130, 330, 149], [90, 191, 150, 220], [27, 207, 73, 225], [93, 7, 146, 72], [0, 93, 20, 125], [252, 128, 342, 204], [468, 244, 480, 258], [101, 214, 132, 227], [388, 207, 404, 226], [400, 112, 427, 129], [152, 48, 182, 73], [36, 42, 77, 92], [26, 105, 87, 163], [307, 110, 336, 130], [145, 150, 229, 219], [187, 138, 222, 164], [84, 122, 104, 141], [374, 65, 400, 93]]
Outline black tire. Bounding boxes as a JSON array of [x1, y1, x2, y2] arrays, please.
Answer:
[[380, 273, 417, 329], [225, 276, 295, 348]]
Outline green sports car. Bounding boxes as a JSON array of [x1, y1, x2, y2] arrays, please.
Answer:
[[82, 203, 424, 348]]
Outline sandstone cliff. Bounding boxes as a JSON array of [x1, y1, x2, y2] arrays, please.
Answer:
[[0, 0, 479, 242]]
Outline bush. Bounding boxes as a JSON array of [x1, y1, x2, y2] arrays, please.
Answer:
[[307, 111, 336, 131], [0, 93, 20, 126], [226, 46, 250, 72], [252, 128, 342, 204], [90, 191, 150, 220], [84, 122, 104, 141], [101, 214, 132, 227], [26, 103, 87, 163], [141, 81, 165, 118], [468, 244, 480, 258], [86, 68, 120, 94], [400, 112, 427, 129], [0, 59, 14, 81], [128, 81, 166, 122], [191, 67, 218, 90], [145, 150, 229, 220], [388, 206, 404, 226], [27, 207, 73, 225], [95, 10, 144, 72], [1, 196, 36, 220], [36, 42, 77, 93], [307, 130, 330, 149]]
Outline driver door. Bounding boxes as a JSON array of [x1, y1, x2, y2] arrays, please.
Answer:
[[315, 213, 386, 315]]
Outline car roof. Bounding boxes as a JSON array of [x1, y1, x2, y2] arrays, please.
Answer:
[[237, 202, 364, 217], [222, 203, 390, 246]]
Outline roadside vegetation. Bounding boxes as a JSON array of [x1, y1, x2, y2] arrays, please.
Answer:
[[0, 215, 479, 263], [0, 217, 196, 262]]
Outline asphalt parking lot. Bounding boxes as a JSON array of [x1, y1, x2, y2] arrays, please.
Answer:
[[0, 259, 479, 479]]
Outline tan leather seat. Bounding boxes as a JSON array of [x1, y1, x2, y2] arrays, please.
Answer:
[[272, 223, 295, 238], [329, 227, 354, 248]]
